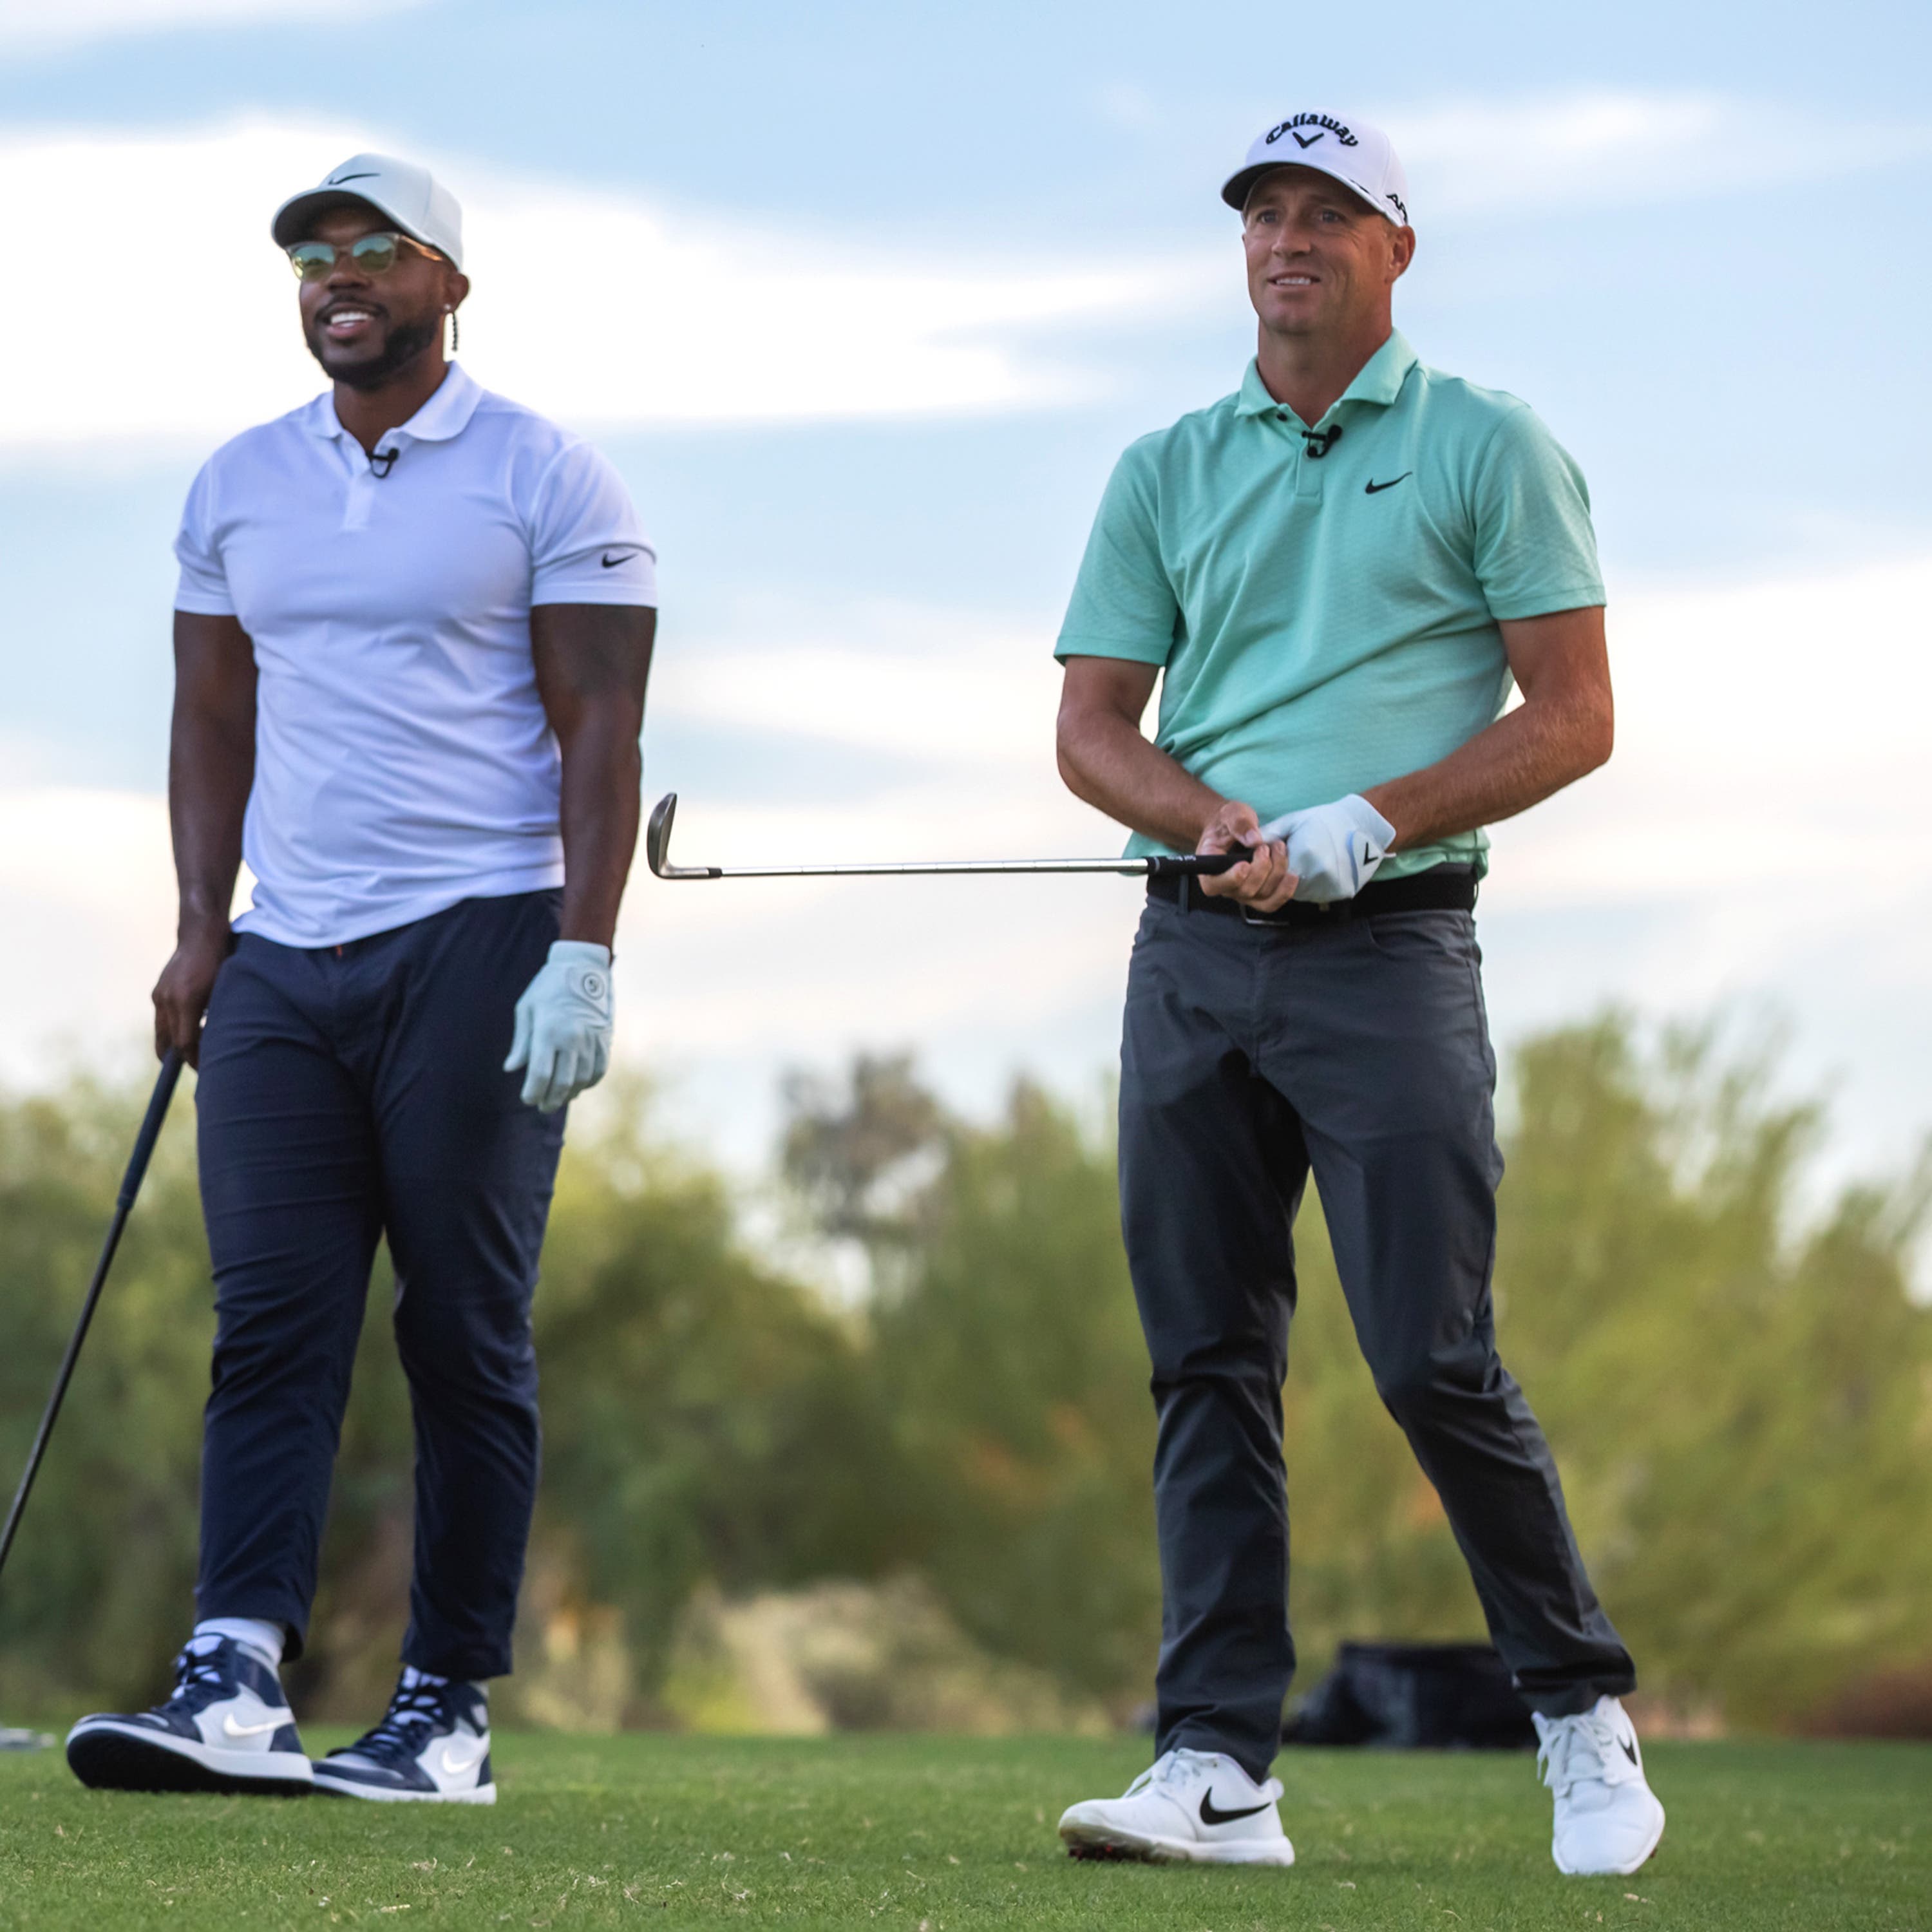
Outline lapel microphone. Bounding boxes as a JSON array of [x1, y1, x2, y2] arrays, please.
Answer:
[[1302, 424, 1344, 460], [370, 448, 400, 478]]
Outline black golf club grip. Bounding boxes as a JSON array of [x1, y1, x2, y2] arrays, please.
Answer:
[[1152, 844, 1258, 878]]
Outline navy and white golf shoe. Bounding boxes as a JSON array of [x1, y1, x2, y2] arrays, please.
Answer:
[[66, 1635, 312, 1795], [311, 1669, 495, 1804]]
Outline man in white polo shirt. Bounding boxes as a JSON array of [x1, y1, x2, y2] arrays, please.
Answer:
[[65, 154, 656, 1804]]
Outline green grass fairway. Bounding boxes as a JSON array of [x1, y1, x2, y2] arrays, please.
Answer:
[[0, 1732, 1924, 1931]]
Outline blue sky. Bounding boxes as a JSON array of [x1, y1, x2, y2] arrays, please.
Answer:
[[2, 0, 1928, 1197]]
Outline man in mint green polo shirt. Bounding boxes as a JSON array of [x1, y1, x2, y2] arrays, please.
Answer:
[[1050, 111, 1665, 1881]]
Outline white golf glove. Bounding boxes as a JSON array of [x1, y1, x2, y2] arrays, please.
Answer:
[[1256, 794, 1396, 904], [504, 941, 613, 1113]]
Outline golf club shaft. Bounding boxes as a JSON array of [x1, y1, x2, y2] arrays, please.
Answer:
[[0, 1048, 184, 1583], [662, 853, 1251, 880], [644, 795, 1257, 883]]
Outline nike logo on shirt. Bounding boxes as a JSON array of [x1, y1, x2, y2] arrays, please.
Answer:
[[1365, 474, 1412, 495], [601, 551, 634, 567]]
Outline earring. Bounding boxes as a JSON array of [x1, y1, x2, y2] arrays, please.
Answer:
[[446, 306, 460, 354]]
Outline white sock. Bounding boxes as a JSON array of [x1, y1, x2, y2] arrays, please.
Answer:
[[192, 1617, 285, 1671]]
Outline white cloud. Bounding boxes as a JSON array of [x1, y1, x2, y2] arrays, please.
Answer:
[[653, 603, 1057, 770], [0, 0, 426, 53], [1394, 88, 1932, 219], [1485, 552, 1932, 906], [0, 119, 1208, 453]]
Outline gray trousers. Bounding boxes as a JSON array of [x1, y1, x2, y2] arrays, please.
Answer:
[[1119, 891, 1634, 1780]]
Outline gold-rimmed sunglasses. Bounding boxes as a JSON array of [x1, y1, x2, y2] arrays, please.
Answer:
[[287, 232, 443, 281]]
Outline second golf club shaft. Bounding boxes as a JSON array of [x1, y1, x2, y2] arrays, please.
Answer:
[[0, 1048, 185, 1583]]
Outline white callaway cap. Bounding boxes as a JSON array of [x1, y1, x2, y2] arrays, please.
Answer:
[[271, 153, 464, 268], [1221, 110, 1410, 229]]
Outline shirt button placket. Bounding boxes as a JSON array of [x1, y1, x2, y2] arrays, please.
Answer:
[[342, 466, 375, 534]]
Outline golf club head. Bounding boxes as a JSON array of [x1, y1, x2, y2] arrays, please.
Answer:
[[645, 793, 720, 880]]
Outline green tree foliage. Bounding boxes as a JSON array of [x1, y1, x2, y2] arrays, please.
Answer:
[[0, 1072, 897, 1723], [1492, 1020, 1932, 1726], [526, 1082, 901, 1710], [788, 1019, 1932, 1729], [0, 1075, 209, 1712], [866, 1083, 1159, 1701], [0, 1016, 1926, 1732]]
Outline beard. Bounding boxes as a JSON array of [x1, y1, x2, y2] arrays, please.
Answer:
[[304, 311, 441, 392]]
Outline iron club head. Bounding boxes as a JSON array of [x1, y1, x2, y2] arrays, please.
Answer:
[[645, 793, 721, 880]]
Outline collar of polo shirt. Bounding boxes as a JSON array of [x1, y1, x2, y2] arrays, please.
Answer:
[[303, 359, 484, 451], [1235, 328, 1419, 430]]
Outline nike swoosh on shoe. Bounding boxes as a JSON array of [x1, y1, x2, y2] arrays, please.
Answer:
[[223, 1714, 289, 1738], [1198, 1794, 1273, 1826]]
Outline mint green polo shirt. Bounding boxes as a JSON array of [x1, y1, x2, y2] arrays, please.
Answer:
[[1055, 330, 1604, 876]]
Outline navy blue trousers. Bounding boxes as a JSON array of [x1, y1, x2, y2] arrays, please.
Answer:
[[193, 890, 565, 1678]]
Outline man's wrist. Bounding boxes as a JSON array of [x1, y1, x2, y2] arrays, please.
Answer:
[[1359, 786, 1404, 850], [1179, 791, 1235, 848], [176, 907, 231, 947]]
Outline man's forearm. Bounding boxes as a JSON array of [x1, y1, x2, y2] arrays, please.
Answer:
[[169, 712, 252, 936], [1365, 683, 1612, 851], [556, 719, 641, 951], [1362, 604, 1613, 851], [1057, 708, 1225, 850], [531, 603, 654, 950]]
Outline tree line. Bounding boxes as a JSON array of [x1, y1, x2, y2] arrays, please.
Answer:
[[0, 1013, 1926, 1733]]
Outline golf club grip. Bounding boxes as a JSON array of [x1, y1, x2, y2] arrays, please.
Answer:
[[118, 1049, 185, 1207], [1153, 844, 1257, 878], [0, 1049, 184, 1582]]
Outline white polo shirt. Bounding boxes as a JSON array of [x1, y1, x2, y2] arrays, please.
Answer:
[[173, 362, 657, 948]]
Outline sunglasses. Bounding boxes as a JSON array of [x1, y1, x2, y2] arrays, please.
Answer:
[[287, 231, 440, 281]]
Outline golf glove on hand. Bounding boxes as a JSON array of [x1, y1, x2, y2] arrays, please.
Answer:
[[505, 941, 613, 1113], [1256, 794, 1397, 904]]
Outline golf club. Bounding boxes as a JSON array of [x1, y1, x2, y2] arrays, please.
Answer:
[[646, 792, 1256, 886], [0, 1048, 185, 1585]]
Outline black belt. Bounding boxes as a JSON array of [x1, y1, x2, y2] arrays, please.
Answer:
[[1148, 864, 1477, 925]]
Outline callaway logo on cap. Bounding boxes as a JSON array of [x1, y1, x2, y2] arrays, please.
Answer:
[[1220, 109, 1411, 228]]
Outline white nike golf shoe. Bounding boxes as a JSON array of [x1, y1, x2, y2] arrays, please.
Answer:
[[1535, 1696, 1665, 1875], [66, 1634, 312, 1795], [311, 1668, 495, 1803], [1058, 1747, 1294, 1865]]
